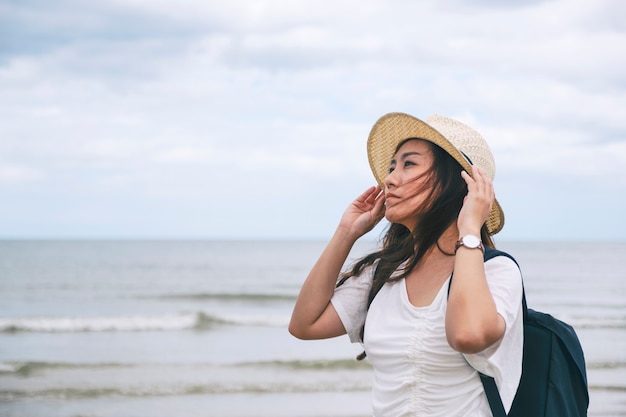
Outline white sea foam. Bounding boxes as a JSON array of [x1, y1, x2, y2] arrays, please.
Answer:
[[0, 314, 200, 333], [0, 361, 23, 373], [223, 313, 290, 328], [0, 311, 290, 333]]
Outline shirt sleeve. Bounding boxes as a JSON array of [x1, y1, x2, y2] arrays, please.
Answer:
[[330, 266, 374, 343], [463, 255, 524, 413]]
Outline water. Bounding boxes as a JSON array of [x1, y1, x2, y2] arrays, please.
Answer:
[[0, 240, 624, 417]]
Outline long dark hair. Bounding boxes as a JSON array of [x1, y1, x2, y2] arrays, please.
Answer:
[[339, 138, 494, 323]]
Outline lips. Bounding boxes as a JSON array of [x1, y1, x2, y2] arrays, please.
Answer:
[[385, 193, 401, 207]]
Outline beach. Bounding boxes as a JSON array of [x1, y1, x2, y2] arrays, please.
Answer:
[[0, 240, 624, 416]]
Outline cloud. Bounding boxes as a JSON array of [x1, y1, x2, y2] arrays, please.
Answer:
[[0, 164, 44, 184], [0, 0, 624, 239]]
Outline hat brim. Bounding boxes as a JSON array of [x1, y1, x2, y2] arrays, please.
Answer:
[[367, 112, 504, 235]]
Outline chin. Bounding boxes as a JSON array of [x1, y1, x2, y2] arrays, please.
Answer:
[[384, 212, 403, 226], [385, 209, 415, 230]]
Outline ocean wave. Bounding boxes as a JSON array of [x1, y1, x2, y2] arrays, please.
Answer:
[[566, 316, 626, 329], [586, 361, 626, 370], [0, 361, 129, 376], [0, 363, 372, 400], [2, 358, 620, 377], [0, 360, 372, 400], [0, 359, 370, 377], [588, 385, 626, 392], [0, 381, 370, 401], [237, 359, 372, 371], [0, 310, 290, 333], [156, 292, 296, 302], [2, 360, 622, 402], [1, 312, 621, 333], [0, 312, 229, 333], [1, 311, 622, 334], [3, 382, 621, 402]]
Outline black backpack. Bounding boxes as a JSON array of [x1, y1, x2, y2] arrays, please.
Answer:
[[474, 247, 589, 417]]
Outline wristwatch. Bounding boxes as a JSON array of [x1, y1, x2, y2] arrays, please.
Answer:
[[455, 234, 484, 254]]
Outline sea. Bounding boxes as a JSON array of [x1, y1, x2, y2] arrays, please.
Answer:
[[0, 239, 624, 417]]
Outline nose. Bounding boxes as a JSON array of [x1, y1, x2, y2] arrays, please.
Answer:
[[384, 167, 397, 190]]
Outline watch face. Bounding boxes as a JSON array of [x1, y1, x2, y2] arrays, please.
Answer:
[[463, 235, 481, 248]]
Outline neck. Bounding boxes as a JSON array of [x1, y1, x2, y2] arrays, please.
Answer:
[[409, 224, 459, 266], [435, 224, 460, 256], [410, 225, 459, 276]]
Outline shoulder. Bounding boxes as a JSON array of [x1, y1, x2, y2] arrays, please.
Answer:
[[331, 263, 376, 343], [332, 262, 376, 310], [484, 248, 522, 283], [484, 247, 518, 267], [336, 262, 376, 290]]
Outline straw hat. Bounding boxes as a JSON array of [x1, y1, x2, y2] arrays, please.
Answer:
[[367, 112, 504, 235]]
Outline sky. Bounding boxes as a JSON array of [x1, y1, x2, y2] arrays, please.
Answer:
[[1, 0, 625, 242]]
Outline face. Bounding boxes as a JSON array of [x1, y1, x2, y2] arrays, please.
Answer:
[[384, 139, 435, 230]]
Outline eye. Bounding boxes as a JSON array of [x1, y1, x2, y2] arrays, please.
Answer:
[[404, 160, 415, 167]]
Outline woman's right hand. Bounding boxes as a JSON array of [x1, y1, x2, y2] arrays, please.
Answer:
[[338, 186, 386, 239]]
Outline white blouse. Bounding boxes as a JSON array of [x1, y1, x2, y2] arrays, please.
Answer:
[[331, 255, 523, 417]]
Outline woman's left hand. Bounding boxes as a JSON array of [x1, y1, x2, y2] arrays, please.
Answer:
[[457, 165, 494, 236]]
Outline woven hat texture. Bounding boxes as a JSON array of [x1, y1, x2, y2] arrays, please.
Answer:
[[367, 112, 504, 235]]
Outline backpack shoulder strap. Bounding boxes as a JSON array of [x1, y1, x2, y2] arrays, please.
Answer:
[[480, 374, 507, 417], [484, 246, 518, 266]]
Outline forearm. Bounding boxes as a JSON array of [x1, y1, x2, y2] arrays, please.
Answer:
[[288, 226, 358, 339], [445, 247, 505, 353]]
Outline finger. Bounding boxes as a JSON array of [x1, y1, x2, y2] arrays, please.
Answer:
[[374, 196, 386, 221], [472, 166, 485, 193], [365, 185, 383, 206], [355, 186, 377, 204], [370, 185, 382, 196], [476, 167, 495, 200], [473, 165, 485, 183], [460, 169, 473, 185], [374, 190, 386, 211]]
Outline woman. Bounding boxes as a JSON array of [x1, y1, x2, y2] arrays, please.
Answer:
[[289, 113, 523, 416]]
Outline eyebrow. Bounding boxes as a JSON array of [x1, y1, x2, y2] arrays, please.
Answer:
[[390, 151, 423, 165]]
